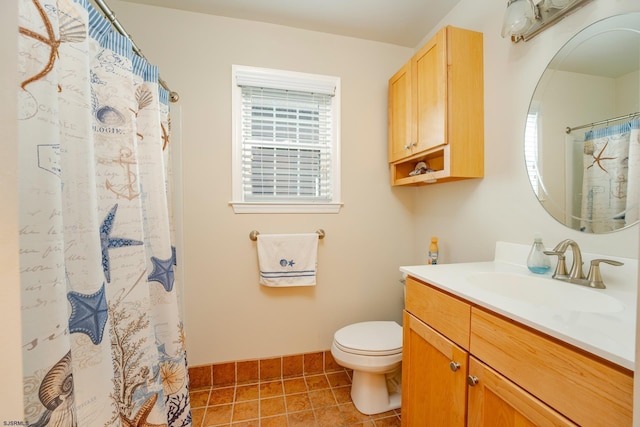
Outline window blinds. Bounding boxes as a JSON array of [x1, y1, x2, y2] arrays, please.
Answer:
[[240, 86, 334, 202]]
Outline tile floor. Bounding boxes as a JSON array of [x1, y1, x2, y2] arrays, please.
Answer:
[[189, 369, 402, 427]]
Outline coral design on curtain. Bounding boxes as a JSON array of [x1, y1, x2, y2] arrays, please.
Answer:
[[580, 119, 640, 233], [17, 0, 191, 425]]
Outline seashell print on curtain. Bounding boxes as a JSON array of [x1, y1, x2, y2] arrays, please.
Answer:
[[17, 0, 191, 425]]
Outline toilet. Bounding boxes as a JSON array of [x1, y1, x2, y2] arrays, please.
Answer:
[[331, 320, 403, 415]]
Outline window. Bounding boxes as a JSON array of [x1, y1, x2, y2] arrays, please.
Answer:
[[231, 65, 342, 213], [524, 102, 541, 197]]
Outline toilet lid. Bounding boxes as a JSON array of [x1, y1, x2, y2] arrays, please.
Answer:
[[333, 321, 402, 356]]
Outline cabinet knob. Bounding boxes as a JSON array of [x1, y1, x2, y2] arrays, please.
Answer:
[[467, 375, 479, 386], [404, 144, 411, 150], [449, 361, 460, 372]]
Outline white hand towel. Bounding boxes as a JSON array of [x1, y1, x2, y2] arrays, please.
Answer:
[[257, 233, 318, 287]]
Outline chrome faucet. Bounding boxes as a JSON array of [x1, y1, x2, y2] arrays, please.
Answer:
[[544, 239, 623, 289]]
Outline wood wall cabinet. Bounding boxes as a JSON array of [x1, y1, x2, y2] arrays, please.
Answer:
[[388, 26, 484, 186], [402, 276, 633, 427]]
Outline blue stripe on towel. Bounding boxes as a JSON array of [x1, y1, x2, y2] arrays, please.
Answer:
[[260, 270, 316, 278], [261, 270, 316, 274]]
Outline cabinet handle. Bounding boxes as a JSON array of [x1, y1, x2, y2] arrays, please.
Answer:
[[467, 375, 479, 386], [449, 361, 460, 372], [403, 144, 411, 150]]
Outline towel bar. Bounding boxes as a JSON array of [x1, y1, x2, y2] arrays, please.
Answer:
[[249, 229, 325, 241]]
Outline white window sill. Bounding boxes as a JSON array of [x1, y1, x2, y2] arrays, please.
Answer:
[[230, 202, 343, 214]]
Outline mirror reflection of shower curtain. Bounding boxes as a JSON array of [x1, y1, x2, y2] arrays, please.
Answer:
[[580, 120, 640, 232], [626, 121, 640, 225]]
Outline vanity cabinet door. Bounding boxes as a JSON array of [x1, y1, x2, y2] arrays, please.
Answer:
[[467, 357, 576, 427], [401, 310, 468, 427], [470, 308, 633, 426]]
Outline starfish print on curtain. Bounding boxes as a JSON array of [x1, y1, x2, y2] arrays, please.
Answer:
[[148, 256, 175, 291], [100, 203, 144, 283], [67, 284, 109, 344]]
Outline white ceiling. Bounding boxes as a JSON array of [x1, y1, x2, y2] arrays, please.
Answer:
[[118, 0, 464, 47]]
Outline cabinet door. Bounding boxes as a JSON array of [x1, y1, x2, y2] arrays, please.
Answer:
[[470, 308, 633, 426], [388, 61, 413, 163], [412, 27, 447, 154], [467, 357, 577, 427], [401, 311, 467, 427]]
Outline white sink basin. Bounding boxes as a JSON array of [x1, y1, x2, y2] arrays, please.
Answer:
[[467, 272, 624, 314]]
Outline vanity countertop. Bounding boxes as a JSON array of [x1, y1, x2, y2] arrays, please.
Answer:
[[400, 241, 638, 370]]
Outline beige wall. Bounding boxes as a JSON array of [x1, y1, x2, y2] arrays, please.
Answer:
[[108, 0, 417, 365], [108, 0, 640, 367]]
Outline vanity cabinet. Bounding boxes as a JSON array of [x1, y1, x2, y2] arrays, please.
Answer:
[[402, 276, 633, 427], [402, 276, 470, 426], [388, 26, 484, 186]]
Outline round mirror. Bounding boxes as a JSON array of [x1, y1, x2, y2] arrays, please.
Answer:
[[526, 13, 640, 233]]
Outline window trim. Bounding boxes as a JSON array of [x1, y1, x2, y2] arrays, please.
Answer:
[[230, 65, 342, 214]]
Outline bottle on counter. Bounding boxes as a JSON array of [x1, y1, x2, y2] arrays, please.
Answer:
[[527, 233, 551, 274], [428, 237, 439, 265]]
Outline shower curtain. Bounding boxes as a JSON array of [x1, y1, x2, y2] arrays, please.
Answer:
[[18, 0, 191, 425], [580, 119, 640, 233]]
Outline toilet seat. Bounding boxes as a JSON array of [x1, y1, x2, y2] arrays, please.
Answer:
[[333, 321, 402, 356]]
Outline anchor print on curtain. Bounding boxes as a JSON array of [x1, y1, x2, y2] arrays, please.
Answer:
[[17, 0, 191, 425]]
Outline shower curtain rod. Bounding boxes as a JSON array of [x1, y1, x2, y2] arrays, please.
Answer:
[[565, 111, 639, 134], [92, 0, 179, 103]]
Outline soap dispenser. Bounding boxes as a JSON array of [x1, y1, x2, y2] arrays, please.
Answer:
[[428, 237, 439, 265], [527, 233, 551, 274]]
